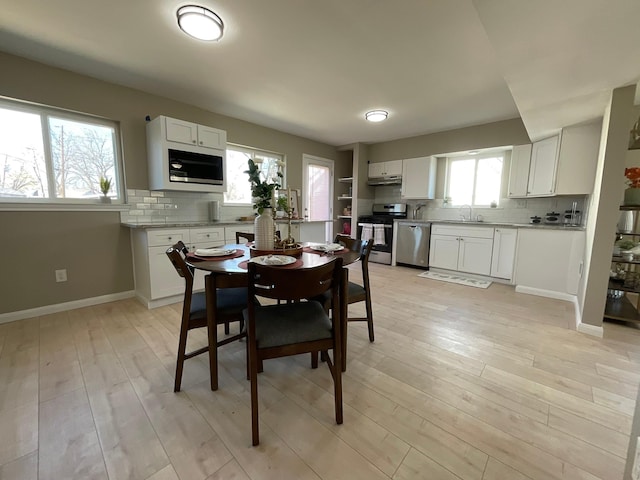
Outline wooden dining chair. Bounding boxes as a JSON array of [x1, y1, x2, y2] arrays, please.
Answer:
[[310, 234, 373, 371], [244, 258, 345, 446], [235, 231, 255, 244], [166, 241, 247, 392]]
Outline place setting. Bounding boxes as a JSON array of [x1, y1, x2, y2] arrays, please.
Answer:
[[186, 247, 245, 261], [304, 243, 348, 255]]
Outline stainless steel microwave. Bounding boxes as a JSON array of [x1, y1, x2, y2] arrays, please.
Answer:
[[168, 149, 223, 186]]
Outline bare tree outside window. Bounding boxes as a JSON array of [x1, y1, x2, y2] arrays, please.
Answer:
[[0, 100, 122, 202]]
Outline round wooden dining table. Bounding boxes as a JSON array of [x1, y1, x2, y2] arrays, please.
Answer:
[[186, 242, 360, 382]]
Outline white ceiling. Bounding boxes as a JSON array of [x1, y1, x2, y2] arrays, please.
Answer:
[[0, 0, 638, 146]]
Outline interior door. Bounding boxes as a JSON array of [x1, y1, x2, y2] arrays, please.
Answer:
[[303, 154, 334, 241]]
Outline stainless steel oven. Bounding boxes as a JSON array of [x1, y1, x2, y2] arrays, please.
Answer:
[[357, 203, 407, 264]]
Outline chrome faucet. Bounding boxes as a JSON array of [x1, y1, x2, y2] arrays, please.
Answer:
[[413, 203, 426, 219], [459, 204, 472, 222]]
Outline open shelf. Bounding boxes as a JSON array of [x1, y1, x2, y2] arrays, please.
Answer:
[[338, 177, 353, 183], [608, 279, 640, 293], [604, 295, 640, 323], [337, 196, 352, 200]]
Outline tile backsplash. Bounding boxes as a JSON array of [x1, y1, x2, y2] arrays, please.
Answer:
[[120, 189, 254, 224], [372, 185, 587, 224]]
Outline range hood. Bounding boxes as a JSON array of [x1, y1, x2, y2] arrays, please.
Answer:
[[367, 175, 402, 186]]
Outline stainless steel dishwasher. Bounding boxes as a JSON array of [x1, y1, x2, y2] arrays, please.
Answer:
[[396, 222, 431, 268]]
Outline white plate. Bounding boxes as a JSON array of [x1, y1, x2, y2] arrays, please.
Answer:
[[194, 248, 236, 257], [250, 255, 297, 266], [310, 243, 344, 252]]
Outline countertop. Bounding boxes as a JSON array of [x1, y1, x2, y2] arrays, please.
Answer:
[[394, 218, 585, 231], [121, 219, 329, 229]]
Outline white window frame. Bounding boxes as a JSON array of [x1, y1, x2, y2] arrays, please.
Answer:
[[444, 152, 504, 207], [223, 144, 286, 206], [0, 97, 125, 205]]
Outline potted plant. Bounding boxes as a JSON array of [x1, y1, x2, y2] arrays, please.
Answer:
[[275, 194, 288, 218], [615, 238, 637, 260], [245, 159, 283, 249], [99, 176, 112, 203], [623, 167, 640, 205]]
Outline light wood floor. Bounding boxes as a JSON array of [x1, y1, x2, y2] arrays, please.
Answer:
[[1, 263, 639, 480]]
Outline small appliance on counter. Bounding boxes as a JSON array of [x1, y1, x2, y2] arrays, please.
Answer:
[[209, 200, 220, 222], [530, 216, 542, 224], [563, 210, 582, 225], [544, 212, 561, 224]]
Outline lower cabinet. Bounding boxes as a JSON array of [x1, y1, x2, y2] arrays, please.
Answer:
[[132, 226, 225, 308], [514, 228, 584, 295], [429, 225, 494, 276], [490, 228, 518, 280]]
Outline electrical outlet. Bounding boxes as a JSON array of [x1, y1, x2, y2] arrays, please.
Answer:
[[55, 269, 67, 283], [515, 199, 527, 208]]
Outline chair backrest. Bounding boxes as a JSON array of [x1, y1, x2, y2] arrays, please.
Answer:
[[166, 240, 194, 285], [335, 234, 371, 263], [236, 231, 255, 244], [247, 257, 344, 303]]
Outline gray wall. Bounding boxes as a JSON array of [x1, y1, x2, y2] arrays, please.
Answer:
[[0, 51, 340, 315]]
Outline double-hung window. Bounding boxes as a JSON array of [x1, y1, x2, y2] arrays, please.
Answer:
[[0, 98, 123, 204], [223, 145, 285, 205], [445, 153, 504, 206]]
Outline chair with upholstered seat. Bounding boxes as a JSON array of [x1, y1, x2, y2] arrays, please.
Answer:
[[166, 241, 247, 392], [311, 234, 373, 371], [235, 231, 255, 244], [244, 258, 345, 445]]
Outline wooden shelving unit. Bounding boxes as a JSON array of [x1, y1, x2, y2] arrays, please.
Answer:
[[604, 205, 640, 324]]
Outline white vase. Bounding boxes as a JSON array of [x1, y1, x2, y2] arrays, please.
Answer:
[[254, 208, 275, 250]]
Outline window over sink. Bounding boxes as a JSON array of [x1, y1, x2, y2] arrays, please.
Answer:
[[445, 153, 504, 207]]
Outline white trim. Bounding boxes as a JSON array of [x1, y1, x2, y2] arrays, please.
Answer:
[[515, 285, 576, 302], [135, 293, 183, 309], [577, 321, 604, 338], [0, 291, 135, 325]]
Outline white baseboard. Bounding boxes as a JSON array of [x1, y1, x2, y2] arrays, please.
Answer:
[[577, 322, 604, 338], [0, 291, 136, 325], [135, 294, 183, 309], [514, 285, 575, 302], [515, 286, 604, 338]]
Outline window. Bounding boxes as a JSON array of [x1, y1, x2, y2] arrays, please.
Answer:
[[0, 98, 123, 203], [223, 145, 285, 205], [445, 153, 504, 206]]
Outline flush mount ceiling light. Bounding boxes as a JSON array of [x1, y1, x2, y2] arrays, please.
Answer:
[[365, 110, 388, 122], [177, 5, 224, 41]]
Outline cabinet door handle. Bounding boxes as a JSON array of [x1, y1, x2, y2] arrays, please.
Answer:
[[168, 236, 172, 240], [199, 141, 203, 145]]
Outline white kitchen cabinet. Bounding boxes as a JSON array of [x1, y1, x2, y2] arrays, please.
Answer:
[[528, 135, 560, 196], [189, 227, 225, 291], [429, 224, 494, 276], [401, 156, 436, 199], [515, 228, 585, 297], [508, 122, 601, 198], [132, 225, 228, 308], [132, 227, 189, 308], [507, 144, 532, 198], [368, 160, 403, 178], [490, 228, 517, 280], [165, 117, 226, 149]]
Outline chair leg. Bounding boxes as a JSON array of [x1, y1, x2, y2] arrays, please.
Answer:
[[224, 321, 230, 335], [205, 276, 219, 391], [311, 351, 318, 369], [249, 342, 260, 445], [332, 346, 343, 425], [174, 321, 190, 392], [365, 297, 375, 342]]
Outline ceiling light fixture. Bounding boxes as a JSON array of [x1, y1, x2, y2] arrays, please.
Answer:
[[177, 5, 224, 41], [365, 110, 388, 122]]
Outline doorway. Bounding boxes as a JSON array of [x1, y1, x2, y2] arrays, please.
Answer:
[[302, 154, 334, 242]]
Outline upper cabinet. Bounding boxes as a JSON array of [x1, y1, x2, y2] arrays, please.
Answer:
[[165, 117, 226, 149], [508, 144, 532, 197], [368, 160, 403, 178], [507, 122, 601, 198], [401, 156, 436, 199]]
